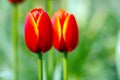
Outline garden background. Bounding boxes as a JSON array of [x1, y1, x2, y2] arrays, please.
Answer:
[[0, 0, 120, 80]]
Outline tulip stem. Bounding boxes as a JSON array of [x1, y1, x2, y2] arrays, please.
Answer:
[[46, 0, 53, 79], [63, 52, 68, 80], [12, 4, 18, 80], [47, 48, 54, 80], [38, 53, 43, 80], [45, 0, 52, 17]]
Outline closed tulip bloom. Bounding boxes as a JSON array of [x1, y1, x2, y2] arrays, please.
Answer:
[[8, 0, 24, 4], [52, 9, 78, 52], [24, 8, 53, 53]]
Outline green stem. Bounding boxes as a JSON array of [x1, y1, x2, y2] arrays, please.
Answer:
[[38, 53, 43, 80], [12, 4, 18, 80], [47, 48, 54, 80], [45, 0, 53, 79], [45, 0, 52, 17], [63, 52, 68, 80]]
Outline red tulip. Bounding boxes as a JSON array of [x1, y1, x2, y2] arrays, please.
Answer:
[[8, 0, 24, 4], [24, 8, 53, 53], [52, 9, 78, 52]]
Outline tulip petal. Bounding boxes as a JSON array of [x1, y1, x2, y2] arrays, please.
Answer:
[[55, 9, 68, 28], [31, 8, 44, 23], [63, 14, 78, 52], [52, 15, 62, 50], [24, 13, 39, 52], [37, 12, 53, 52]]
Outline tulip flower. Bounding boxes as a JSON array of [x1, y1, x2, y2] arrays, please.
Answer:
[[52, 9, 79, 80], [8, 0, 24, 4], [52, 9, 78, 52], [24, 8, 53, 80], [24, 8, 53, 53]]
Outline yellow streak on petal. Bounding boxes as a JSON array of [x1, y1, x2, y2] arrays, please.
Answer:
[[63, 15, 70, 42], [29, 13, 39, 36], [55, 16, 62, 42], [58, 17, 62, 42], [36, 12, 42, 27]]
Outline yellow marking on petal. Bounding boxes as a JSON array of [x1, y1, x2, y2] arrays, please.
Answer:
[[29, 13, 39, 35], [56, 17, 62, 42], [36, 12, 42, 27], [63, 15, 70, 42]]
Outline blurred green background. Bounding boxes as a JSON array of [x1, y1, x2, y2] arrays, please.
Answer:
[[0, 0, 120, 80]]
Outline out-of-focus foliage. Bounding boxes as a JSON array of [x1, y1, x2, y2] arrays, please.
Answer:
[[0, 0, 120, 80]]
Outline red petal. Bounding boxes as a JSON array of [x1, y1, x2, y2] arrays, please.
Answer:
[[31, 8, 44, 23], [53, 9, 68, 28], [54, 16, 70, 51], [37, 12, 53, 53], [24, 13, 39, 53], [52, 15, 63, 51], [63, 14, 78, 52]]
